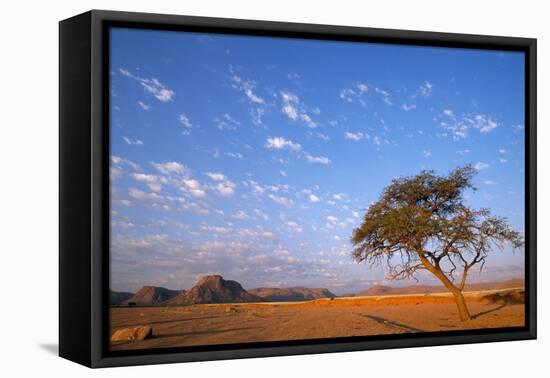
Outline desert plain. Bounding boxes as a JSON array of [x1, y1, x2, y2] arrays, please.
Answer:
[[110, 287, 524, 351]]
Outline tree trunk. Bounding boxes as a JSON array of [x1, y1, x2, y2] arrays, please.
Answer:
[[417, 253, 472, 321], [449, 287, 471, 321]]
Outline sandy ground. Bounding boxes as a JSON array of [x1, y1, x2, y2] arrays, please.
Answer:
[[110, 288, 525, 351]]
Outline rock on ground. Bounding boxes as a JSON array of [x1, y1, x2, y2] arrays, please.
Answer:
[[110, 326, 152, 342]]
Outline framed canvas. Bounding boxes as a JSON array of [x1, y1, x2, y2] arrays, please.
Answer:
[[59, 10, 537, 368]]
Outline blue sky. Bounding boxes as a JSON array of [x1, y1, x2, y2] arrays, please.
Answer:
[[109, 28, 525, 294]]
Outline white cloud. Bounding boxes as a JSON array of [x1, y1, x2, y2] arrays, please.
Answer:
[[230, 73, 265, 104], [119, 68, 175, 102], [422, 150, 432, 157], [179, 114, 193, 128], [375, 87, 392, 105], [138, 101, 151, 111], [110, 155, 140, 171], [356, 82, 368, 93], [286, 221, 303, 233], [340, 82, 368, 104], [268, 194, 293, 207], [123, 136, 144, 146], [265, 137, 302, 151], [224, 152, 243, 159], [280, 91, 318, 128], [402, 104, 416, 111], [299, 113, 317, 129], [498, 148, 507, 154], [281, 102, 298, 121], [333, 193, 346, 201], [484, 180, 496, 185], [440, 112, 499, 140], [214, 180, 236, 197], [132, 173, 158, 183], [344, 131, 364, 141], [204, 172, 227, 181], [315, 132, 330, 141], [214, 113, 240, 131], [475, 115, 498, 133], [151, 161, 187, 175], [474, 162, 490, 171], [456, 149, 471, 155], [513, 124, 525, 132], [147, 183, 163, 193], [129, 188, 163, 202], [182, 179, 206, 198], [280, 92, 300, 121], [305, 154, 331, 165], [340, 88, 357, 102], [420, 81, 433, 96], [233, 210, 250, 220], [499, 158, 508, 164], [309, 194, 320, 203], [229, 68, 267, 126]]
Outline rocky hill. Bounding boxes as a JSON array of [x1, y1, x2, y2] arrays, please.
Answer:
[[121, 286, 183, 305], [248, 287, 336, 302], [110, 290, 134, 305], [165, 275, 263, 305], [357, 278, 525, 296]]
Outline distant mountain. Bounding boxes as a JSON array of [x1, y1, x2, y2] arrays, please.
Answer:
[[248, 287, 336, 302], [166, 275, 263, 305], [357, 278, 525, 296], [121, 286, 183, 305], [110, 290, 134, 305]]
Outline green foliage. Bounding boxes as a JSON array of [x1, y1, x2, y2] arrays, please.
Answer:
[[351, 165, 524, 284]]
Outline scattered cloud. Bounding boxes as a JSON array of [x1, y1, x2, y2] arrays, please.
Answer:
[[138, 101, 151, 111], [474, 162, 490, 171], [214, 113, 240, 131], [204, 172, 227, 181], [339, 82, 369, 105], [182, 179, 206, 198], [280, 91, 318, 128], [375, 87, 392, 105], [233, 210, 250, 220], [419, 81, 433, 97], [230, 72, 265, 104], [305, 154, 331, 165], [119, 68, 175, 102], [309, 194, 320, 203], [422, 150, 432, 157], [440, 110, 499, 140], [402, 104, 416, 111], [214, 180, 236, 197], [151, 161, 187, 175], [123, 136, 144, 146], [179, 114, 193, 128], [265, 137, 302, 151], [268, 194, 293, 207], [344, 131, 365, 141]]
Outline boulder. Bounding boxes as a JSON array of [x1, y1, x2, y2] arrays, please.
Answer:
[[110, 326, 152, 342]]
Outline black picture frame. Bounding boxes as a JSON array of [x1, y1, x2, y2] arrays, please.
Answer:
[[59, 9, 537, 368]]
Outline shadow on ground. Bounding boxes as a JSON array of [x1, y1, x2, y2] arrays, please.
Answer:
[[38, 343, 58, 356]]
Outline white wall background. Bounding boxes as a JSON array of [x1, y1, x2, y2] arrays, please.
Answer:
[[0, 0, 546, 376]]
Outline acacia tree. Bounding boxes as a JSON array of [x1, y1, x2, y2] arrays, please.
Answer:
[[350, 165, 523, 321]]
